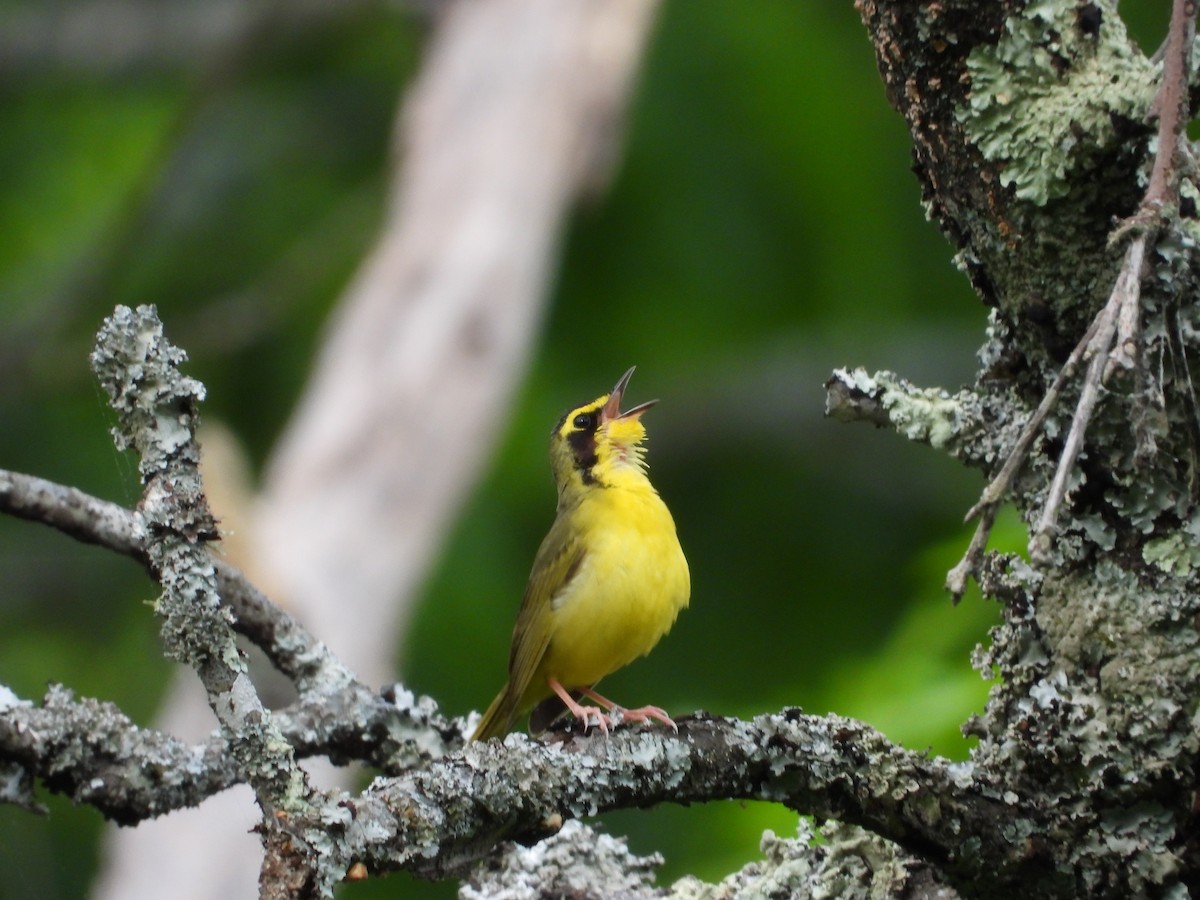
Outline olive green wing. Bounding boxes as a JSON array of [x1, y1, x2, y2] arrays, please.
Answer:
[[505, 512, 586, 710], [472, 512, 585, 742]]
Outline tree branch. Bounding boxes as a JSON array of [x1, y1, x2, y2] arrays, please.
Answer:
[[0, 461, 475, 776], [0, 468, 144, 555], [88, 304, 341, 898], [1, 685, 236, 824], [0, 680, 466, 824], [0, 468, 316, 687], [353, 713, 1037, 893], [1, 676, 1036, 898]]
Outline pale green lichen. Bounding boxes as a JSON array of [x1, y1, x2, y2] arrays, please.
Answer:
[[829, 368, 971, 452], [959, 0, 1156, 205], [881, 380, 962, 449], [1143, 532, 1200, 576]]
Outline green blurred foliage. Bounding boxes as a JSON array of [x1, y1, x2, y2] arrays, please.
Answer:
[[0, 0, 1161, 897]]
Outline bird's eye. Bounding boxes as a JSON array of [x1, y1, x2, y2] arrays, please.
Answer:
[[573, 413, 592, 430]]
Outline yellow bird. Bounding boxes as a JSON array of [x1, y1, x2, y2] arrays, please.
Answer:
[[471, 366, 690, 741]]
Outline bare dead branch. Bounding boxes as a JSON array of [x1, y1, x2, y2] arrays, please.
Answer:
[[0, 469, 143, 555]]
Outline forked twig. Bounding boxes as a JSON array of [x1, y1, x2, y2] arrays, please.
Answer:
[[1028, 238, 1146, 560], [945, 289, 1118, 597]]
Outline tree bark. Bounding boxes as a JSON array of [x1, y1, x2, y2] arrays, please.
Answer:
[[832, 1, 1200, 895]]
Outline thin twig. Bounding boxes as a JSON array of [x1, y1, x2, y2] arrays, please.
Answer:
[[1165, 303, 1200, 500], [1144, 0, 1196, 212], [0, 468, 142, 555], [946, 502, 998, 600], [1029, 236, 1144, 560], [964, 307, 1109, 524], [947, 298, 1112, 597], [0, 467, 328, 689]]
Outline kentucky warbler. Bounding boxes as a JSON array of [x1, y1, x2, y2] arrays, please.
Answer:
[[472, 366, 690, 740]]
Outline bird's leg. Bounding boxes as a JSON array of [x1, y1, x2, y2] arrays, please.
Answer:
[[579, 687, 678, 733], [548, 678, 612, 735]]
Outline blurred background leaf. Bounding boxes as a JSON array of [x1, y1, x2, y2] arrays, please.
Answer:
[[0, 0, 1159, 896]]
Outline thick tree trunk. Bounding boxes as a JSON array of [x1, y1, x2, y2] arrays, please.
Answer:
[[842, 1, 1200, 895]]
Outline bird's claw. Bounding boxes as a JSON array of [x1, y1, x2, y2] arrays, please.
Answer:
[[577, 705, 613, 736], [617, 704, 678, 732]]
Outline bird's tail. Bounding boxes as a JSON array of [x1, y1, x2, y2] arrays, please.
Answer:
[[471, 684, 521, 741]]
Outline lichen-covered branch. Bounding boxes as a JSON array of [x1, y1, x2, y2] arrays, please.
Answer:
[[1, 673, 1020, 895], [465, 818, 961, 899], [89, 305, 331, 896], [0, 631, 1027, 898], [349, 713, 1032, 894], [461, 819, 665, 899], [1, 685, 236, 824], [0, 681, 465, 824]]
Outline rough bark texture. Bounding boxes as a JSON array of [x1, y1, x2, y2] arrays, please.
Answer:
[[836, 1, 1200, 896]]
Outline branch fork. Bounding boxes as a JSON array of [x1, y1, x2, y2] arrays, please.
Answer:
[[0, 304, 1040, 896]]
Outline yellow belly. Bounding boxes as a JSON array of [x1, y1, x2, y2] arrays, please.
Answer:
[[534, 485, 689, 692]]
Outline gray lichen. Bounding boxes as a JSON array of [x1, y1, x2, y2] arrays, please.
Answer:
[[90, 306, 310, 816], [461, 820, 662, 899], [0, 686, 44, 815], [969, 557, 1200, 895], [672, 820, 956, 900]]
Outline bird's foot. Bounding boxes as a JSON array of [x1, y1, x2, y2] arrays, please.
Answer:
[[579, 688, 677, 733], [614, 704, 678, 732], [548, 678, 614, 735], [573, 705, 614, 736]]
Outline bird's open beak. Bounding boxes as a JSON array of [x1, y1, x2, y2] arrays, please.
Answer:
[[602, 366, 658, 423]]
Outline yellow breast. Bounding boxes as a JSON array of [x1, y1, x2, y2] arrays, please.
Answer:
[[536, 482, 689, 690]]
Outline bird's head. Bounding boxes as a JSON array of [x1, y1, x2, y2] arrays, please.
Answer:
[[550, 366, 657, 498]]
